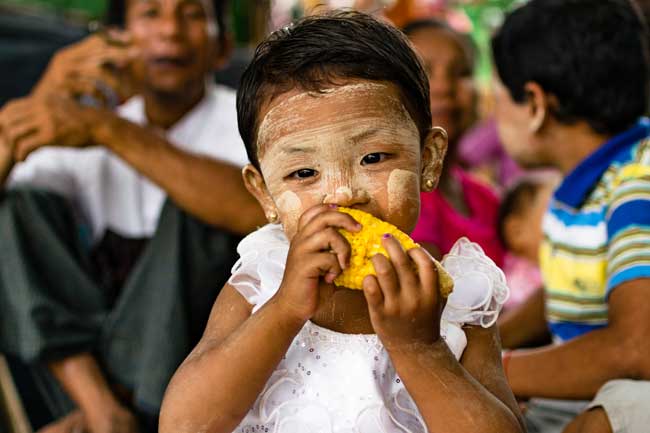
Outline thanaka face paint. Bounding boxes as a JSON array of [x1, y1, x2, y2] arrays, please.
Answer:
[[255, 82, 427, 240]]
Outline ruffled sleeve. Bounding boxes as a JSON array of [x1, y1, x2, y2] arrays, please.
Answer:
[[441, 237, 510, 328], [228, 224, 289, 313]]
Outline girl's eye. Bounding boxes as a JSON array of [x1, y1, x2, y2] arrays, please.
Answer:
[[289, 168, 317, 179], [361, 153, 389, 165]]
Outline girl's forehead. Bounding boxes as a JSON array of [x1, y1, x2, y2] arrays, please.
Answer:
[[256, 82, 418, 158]]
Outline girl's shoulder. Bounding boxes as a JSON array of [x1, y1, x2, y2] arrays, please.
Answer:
[[229, 224, 289, 313]]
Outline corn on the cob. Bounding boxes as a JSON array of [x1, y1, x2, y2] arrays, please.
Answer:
[[334, 207, 453, 297]]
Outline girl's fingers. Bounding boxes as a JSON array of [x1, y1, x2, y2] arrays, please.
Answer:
[[362, 275, 384, 311], [312, 250, 342, 284], [382, 234, 419, 292], [408, 247, 439, 302], [370, 253, 399, 308], [302, 227, 352, 268], [297, 204, 332, 230], [299, 205, 361, 237]]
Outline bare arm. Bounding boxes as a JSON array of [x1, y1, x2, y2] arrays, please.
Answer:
[[363, 237, 523, 433], [91, 112, 265, 234], [49, 353, 139, 433], [498, 287, 550, 349], [507, 278, 650, 399], [0, 95, 265, 233], [388, 329, 523, 433], [160, 285, 304, 433]]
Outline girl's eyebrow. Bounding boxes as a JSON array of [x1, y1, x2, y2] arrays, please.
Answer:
[[350, 128, 381, 143], [282, 145, 316, 154]]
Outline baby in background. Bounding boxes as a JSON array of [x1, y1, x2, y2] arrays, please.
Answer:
[[160, 11, 523, 433], [497, 175, 557, 309]]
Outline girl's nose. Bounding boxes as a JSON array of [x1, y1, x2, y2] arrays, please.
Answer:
[[322, 187, 370, 207]]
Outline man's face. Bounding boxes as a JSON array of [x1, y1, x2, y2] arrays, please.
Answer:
[[126, 0, 219, 96], [493, 77, 543, 168]]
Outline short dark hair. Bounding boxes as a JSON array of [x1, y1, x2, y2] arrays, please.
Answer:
[[105, 0, 227, 46], [492, 0, 649, 136], [496, 179, 544, 250], [237, 10, 432, 170], [402, 18, 478, 72]]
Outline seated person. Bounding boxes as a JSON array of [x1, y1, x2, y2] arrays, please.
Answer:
[[492, 1, 650, 432], [403, 18, 505, 266], [0, 0, 264, 431]]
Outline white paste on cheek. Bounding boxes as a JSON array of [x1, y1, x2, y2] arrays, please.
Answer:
[[388, 169, 420, 221], [256, 82, 423, 232], [276, 190, 303, 225]]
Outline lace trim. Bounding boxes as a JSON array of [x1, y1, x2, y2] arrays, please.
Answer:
[[229, 227, 509, 328]]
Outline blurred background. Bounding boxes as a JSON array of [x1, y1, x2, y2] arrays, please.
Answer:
[[0, 0, 524, 105]]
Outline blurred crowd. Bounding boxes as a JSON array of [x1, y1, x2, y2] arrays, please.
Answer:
[[1, 1, 649, 433]]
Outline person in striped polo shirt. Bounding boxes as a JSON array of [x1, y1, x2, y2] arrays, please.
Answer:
[[492, 1, 650, 433]]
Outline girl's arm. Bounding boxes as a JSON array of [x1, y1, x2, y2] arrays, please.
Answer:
[[363, 237, 524, 433], [159, 284, 304, 433], [160, 205, 360, 433], [388, 336, 524, 433], [460, 325, 526, 430]]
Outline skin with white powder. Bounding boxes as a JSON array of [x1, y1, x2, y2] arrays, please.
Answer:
[[244, 82, 441, 240]]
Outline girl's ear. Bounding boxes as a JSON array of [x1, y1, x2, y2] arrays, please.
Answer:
[[421, 126, 448, 192], [242, 164, 279, 223]]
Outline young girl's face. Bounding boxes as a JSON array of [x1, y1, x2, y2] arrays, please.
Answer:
[[244, 81, 444, 240]]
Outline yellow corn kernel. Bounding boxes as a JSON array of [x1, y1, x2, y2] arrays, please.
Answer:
[[334, 207, 453, 297]]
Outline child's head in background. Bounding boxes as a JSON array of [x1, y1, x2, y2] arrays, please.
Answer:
[[236, 11, 447, 239], [497, 176, 555, 263]]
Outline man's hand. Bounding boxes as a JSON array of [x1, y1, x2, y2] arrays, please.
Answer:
[[85, 402, 141, 433], [363, 237, 444, 351], [33, 32, 139, 106], [0, 94, 97, 162]]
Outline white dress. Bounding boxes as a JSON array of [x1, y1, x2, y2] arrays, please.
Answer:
[[228, 224, 509, 433]]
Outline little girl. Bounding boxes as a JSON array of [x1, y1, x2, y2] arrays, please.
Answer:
[[160, 11, 522, 433]]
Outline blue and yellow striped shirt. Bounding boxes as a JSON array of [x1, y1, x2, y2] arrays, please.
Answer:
[[540, 119, 650, 342]]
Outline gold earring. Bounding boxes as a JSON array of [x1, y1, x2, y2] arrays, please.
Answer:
[[267, 211, 279, 223], [425, 179, 435, 190]]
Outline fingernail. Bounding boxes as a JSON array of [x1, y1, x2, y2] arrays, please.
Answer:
[[382, 233, 391, 239], [328, 204, 338, 209], [355, 223, 362, 230]]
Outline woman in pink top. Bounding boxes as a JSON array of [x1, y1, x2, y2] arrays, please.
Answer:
[[404, 19, 505, 266], [412, 167, 505, 266]]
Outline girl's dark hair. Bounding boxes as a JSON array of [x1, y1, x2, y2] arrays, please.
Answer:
[[105, 0, 226, 46], [402, 18, 478, 71], [492, 0, 649, 136], [236, 10, 432, 170]]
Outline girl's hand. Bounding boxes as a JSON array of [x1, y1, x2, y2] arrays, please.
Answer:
[[274, 204, 361, 323], [363, 234, 443, 351]]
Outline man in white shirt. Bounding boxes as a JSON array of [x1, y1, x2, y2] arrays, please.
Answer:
[[0, 1, 264, 432]]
